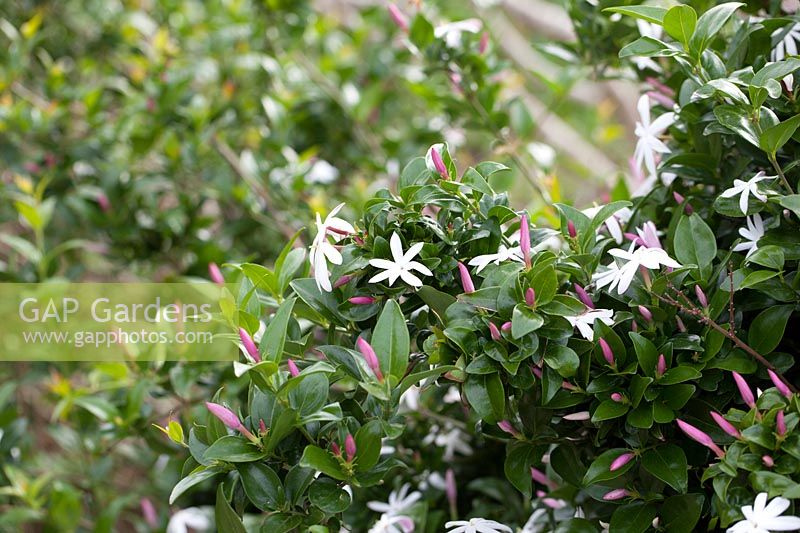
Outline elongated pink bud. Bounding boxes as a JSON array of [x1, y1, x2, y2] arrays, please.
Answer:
[[520, 214, 531, 268], [599, 338, 614, 366], [479, 32, 489, 54], [489, 322, 501, 341], [676, 316, 687, 332], [206, 402, 243, 431], [498, 420, 519, 437], [140, 498, 158, 528], [501, 321, 512, 331], [732, 371, 756, 409], [611, 392, 624, 403], [431, 146, 448, 178], [673, 191, 685, 204], [331, 441, 341, 456], [631, 320, 638, 332], [562, 380, 577, 391], [349, 296, 376, 305], [525, 287, 536, 307], [676, 419, 725, 458], [387, 4, 409, 32], [574, 284, 594, 309], [357, 337, 384, 382], [563, 411, 590, 421], [530, 467, 555, 488], [768, 369, 792, 399], [710, 411, 740, 438], [638, 305, 652, 322], [259, 419, 267, 434], [345, 434, 356, 462], [287, 359, 300, 378], [97, 192, 111, 212], [239, 328, 261, 363], [567, 220, 577, 238], [656, 354, 667, 377], [333, 275, 353, 288], [603, 488, 629, 501], [458, 262, 475, 293], [777, 410, 786, 436], [445, 469, 457, 510], [208, 262, 224, 285], [610, 452, 634, 471], [763, 455, 774, 467], [531, 366, 543, 378], [694, 285, 708, 308]]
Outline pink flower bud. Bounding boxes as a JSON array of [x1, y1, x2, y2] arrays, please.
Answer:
[[768, 369, 792, 399], [631, 320, 638, 332], [777, 410, 787, 437], [599, 338, 614, 366], [525, 287, 536, 307], [530, 467, 554, 488], [208, 262, 225, 285], [333, 275, 353, 289], [732, 371, 756, 409], [531, 366, 543, 378], [763, 455, 774, 467], [676, 419, 725, 458], [431, 146, 448, 179], [603, 488, 629, 501], [445, 469, 457, 509], [567, 220, 577, 238], [694, 285, 708, 308], [520, 214, 531, 268], [656, 354, 667, 377], [287, 359, 300, 378], [387, 4, 409, 32], [479, 32, 489, 54], [673, 191, 685, 204], [457, 262, 475, 293], [357, 337, 384, 382], [140, 498, 158, 528], [349, 296, 376, 305], [646, 90, 675, 109], [489, 322, 501, 341], [501, 321, 512, 331], [638, 305, 653, 322], [624, 232, 644, 245], [574, 284, 594, 309], [710, 411, 740, 438], [676, 316, 687, 332], [259, 419, 267, 434], [345, 433, 356, 462], [610, 452, 634, 472], [611, 392, 624, 403], [331, 441, 341, 456], [498, 420, 518, 437], [239, 328, 261, 363], [97, 192, 111, 212], [206, 402, 244, 431], [562, 380, 577, 391], [563, 411, 590, 421]]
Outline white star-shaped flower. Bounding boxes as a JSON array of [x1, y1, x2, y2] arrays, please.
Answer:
[[593, 244, 682, 295], [369, 232, 433, 288], [727, 492, 800, 533], [422, 424, 473, 460], [565, 309, 614, 341], [309, 203, 355, 292], [368, 484, 421, 517], [166, 507, 212, 533], [732, 214, 765, 259], [445, 518, 512, 533], [772, 23, 800, 61], [719, 172, 773, 215], [468, 244, 524, 273], [634, 94, 675, 176], [369, 514, 415, 533], [434, 19, 482, 48]]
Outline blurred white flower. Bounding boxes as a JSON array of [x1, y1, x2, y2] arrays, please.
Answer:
[[368, 484, 421, 517], [564, 309, 614, 341], [369, 514, 415, 533], [468, 244, 524, 273], [527, 142, 556, 169], [435, 19, 482, 48], [399, 385, 420, 412], [309, 203, 355, 292], [733, 214, 765, 259], [166, 507, 212, 533], [634, 94, 675, 176], [445, 517, 512, 533], [719, 172, 773, 215], [581, 205, 632, 244], [443, 386, 462, 404], [369, 232, 432, 287], [423, 425, 473, 460], [594, 243, 681, 295], [306, 160, 339, 185], [521, 509, 549, 533], [727, 492, 800, 533]]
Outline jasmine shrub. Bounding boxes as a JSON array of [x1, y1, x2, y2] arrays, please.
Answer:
[[171, 3, 800, 532]]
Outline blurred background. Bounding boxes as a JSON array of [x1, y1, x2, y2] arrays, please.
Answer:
[[0, 0, 642, 530]]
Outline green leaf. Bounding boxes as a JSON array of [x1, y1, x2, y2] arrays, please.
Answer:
[[641, 445, 688, 493], [237, 462, 285, 511], [689, 3, 744, 55], [240, 263, 277, 293], [299, 446, 347, 481], [752, 59, 800, 87], [544, 344, 580, 378], [747, 245, 784, 270], [714, 105, 759, 147], [504, 442, 540, 498], [372, 300, 410, 379], [262, 297, 296, 362], [661, 494, 704, 532], [417, 285, 456, 323], [779, 194, 800, 218], [583, 448, 635, 486], [354, 420, 383, 471], [409, 13, 434, 48], [674, 214, 716, 280], [309, 478, 352, 513], [288, 373, 329, 417], [464, 373, 505, 422], [591, 400, 629, 422], [748, 305, 793, 354], [603, 5, 667, 24], [204, 436, 267, 463], [629, 332, 659, 377], [512, 305, 544, 339], [549, 445, 586, 487], [170, 466, 224, 504], [759, 114, 800, 155], [663, 5, 697, 47], [619, 37, 677, 58], [658, 366, 702, 385], [284, 465, 315, 507], [609, 502, 658, 533], [215, 484, 246, 533]]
